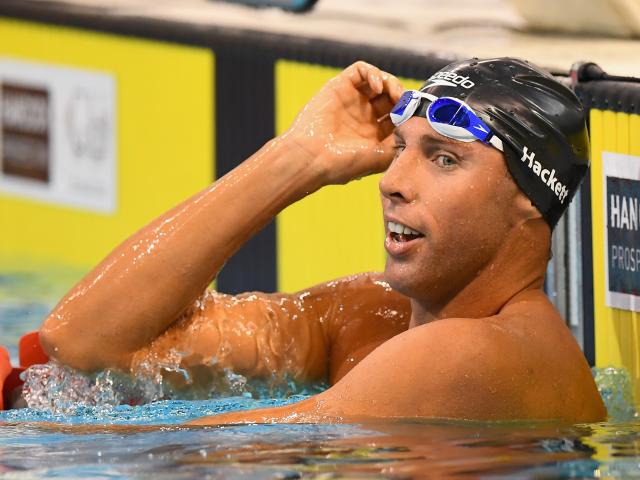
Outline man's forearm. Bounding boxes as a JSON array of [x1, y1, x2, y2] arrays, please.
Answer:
[[40, 135, 322, 371], [40, 59, 401, 372]]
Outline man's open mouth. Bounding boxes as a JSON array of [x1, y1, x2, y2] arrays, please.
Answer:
[[387, 221, 424, 243]]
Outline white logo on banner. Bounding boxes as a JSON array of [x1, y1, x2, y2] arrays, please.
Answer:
[[0, 59, 116, 213], [602, 151, 640, 312]]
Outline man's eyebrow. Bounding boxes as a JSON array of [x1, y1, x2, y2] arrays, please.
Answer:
[[419, 133, 471, 152]]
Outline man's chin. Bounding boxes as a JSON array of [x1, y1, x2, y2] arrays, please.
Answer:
[[383, 263, 418, 298]]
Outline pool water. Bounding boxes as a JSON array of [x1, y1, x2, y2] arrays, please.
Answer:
[[1, 269, 640, 479], [1, 407, 640, 479]]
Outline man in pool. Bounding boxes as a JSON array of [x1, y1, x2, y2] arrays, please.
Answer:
[[39, 57, 606, 423]]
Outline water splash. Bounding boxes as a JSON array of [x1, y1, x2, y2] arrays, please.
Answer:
[[20, 361, 327, 414], [21, 363, 139, 413], [593, 366, 638, 422]]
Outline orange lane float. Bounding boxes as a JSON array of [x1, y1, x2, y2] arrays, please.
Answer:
[[0, 331, 49, 410]]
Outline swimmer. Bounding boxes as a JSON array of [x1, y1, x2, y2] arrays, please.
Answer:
[[39, 58, 606, 423]]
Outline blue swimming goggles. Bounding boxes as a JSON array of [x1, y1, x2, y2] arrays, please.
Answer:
[[390, 90, 504, 152]]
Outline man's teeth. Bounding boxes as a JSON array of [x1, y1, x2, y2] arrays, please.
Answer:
[[387, 221, 421, 236]]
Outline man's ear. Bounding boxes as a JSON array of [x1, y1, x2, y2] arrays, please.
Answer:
[[510, 191, 552, 260], [512, 191, 543, 223]]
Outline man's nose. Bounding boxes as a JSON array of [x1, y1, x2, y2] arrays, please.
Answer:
[[379, 150, 418, 204]]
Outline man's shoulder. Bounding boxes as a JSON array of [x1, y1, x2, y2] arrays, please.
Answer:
[[294, 272, 411, 317], [403, 300, 562, 387], [413, 317, 518, 368], [304, 272, 397, 295], [322, 292, 605, 421], [321, 316, 530, 419], [375, 316, 550, 418]]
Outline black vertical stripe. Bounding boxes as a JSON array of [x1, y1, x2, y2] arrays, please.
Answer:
[[214, 51, 277, 294], [580, 176, 596, 366]]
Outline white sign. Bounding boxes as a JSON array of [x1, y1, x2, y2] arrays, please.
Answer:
[[0, 59, 116, 213], [603, 151, 640, 312]]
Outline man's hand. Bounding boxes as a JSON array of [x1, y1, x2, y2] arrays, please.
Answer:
[[285, 61, 404, 186]]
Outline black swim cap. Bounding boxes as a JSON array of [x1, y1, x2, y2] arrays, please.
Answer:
[[416, 57, 590, 227]]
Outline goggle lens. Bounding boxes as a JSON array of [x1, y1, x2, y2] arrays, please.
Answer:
[[429, 99, 471, 128], [391, 91, 414, 115], [390, 91, 419, 124]]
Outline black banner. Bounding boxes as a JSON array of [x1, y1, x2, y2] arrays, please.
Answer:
[[607, 176, 640, 296]]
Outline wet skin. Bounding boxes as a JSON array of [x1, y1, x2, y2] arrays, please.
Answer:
[[40, 61, 606, 424]]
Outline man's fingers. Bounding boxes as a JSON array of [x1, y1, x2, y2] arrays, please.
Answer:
[[353, 62, 404, 111], [382, 73, 404, 103], [354, 61, 384, 96], [345, 61, 391, 98], [371, 94, 395, 121], [338, 62, 404, 122], [356, 82, 379, 103], [358, 64, 403, 103]]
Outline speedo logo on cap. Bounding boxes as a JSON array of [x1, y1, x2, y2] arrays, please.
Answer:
[[521, 147, 569, 203], [426, 71, 475, 89]]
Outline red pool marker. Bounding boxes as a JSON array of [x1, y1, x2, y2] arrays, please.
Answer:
[[1, 331, 49, 410], [0, 346, 12, 410], [19, 331, 49, 368]]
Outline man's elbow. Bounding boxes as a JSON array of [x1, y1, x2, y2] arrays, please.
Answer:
[[39, 320, 126, 372]]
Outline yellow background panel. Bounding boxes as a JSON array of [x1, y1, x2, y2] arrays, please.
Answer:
[[0, 18, 214, 270], [275, 60, 420, 292], [590, 109, 640, 406]]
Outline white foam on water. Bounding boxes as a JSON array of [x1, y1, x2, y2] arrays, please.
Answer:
[[20, 360, 326, 414]]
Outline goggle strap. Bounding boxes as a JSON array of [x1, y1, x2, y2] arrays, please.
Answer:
[[489, 135, 504, 152], [417, 91, 438, 103]]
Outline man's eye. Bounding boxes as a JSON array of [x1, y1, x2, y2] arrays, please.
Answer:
[[434, 154, 457, 168], [392, 144, 406, 157]]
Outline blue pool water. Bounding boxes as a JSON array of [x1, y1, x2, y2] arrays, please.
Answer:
[[1, 268, 640, 479], [1, 405, 640, 478]]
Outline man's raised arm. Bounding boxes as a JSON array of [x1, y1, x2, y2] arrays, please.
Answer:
[[40, 62, 404, 372]]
